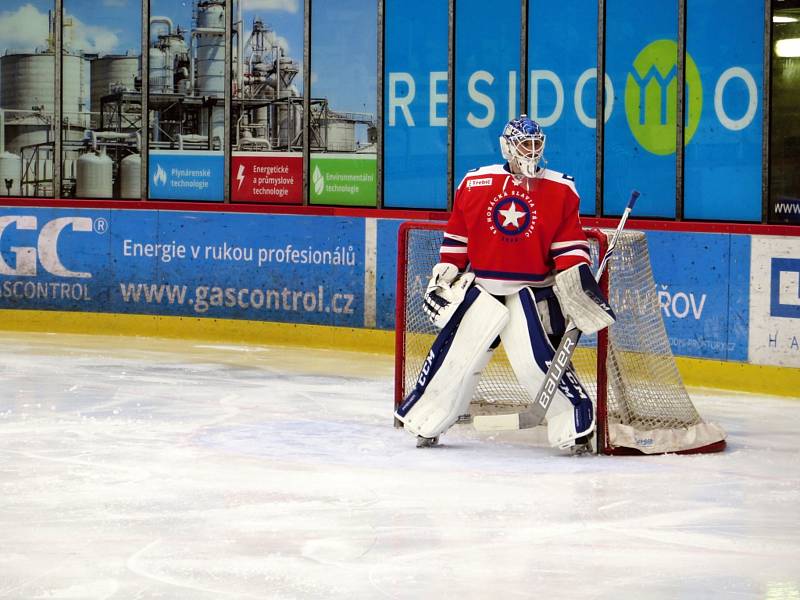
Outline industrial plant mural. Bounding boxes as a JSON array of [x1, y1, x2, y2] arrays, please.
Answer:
[[0, 0, 377, 205]]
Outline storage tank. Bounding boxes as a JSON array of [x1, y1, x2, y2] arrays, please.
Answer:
[[119, 153, 141, 199], [76, 149, 113, 198], [91, 55, 139, 113], [0, 51, 85, 153], [325, 119, 356, 152], [148, 47, 173, 93], [196, 0, 225, 145]]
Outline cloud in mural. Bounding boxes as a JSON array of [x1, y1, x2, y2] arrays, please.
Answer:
[[0, 4, 49, 51], [244, 0, 299, 13], [66, 13, 120, 54], [0, 4, 120, 54]]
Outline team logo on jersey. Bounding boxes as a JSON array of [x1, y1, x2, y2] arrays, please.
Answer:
[[487, 192, 537, 238]]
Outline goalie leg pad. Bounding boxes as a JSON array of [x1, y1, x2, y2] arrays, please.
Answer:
[[500, 288, 595, 448], [395, 286, 509, 439]]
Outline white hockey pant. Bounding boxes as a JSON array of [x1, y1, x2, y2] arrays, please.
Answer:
[[395, 285, 509, 439], [501, 287, 595, 448]]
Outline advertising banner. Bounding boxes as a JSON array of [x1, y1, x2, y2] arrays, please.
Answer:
[[683, 0, 763, 221], [604, 0, 677, 218], [383, 0, 448, 210], [771, 196, 800, 224], [749, 236, 800, 367], [528, 0, 598, 215], [0, 207, 366, 328], [309, 154, 376, 206], [149, 151, 224, 202], [647, 231, 749, 361], [231, 152, 303, 204], [453, 0, 519, 186]]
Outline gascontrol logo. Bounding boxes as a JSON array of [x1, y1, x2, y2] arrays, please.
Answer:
[[0, 216, 103, 278], [625, 40, 703, 155], [770, 257, 800, 319], [487, 192, 537, 238]]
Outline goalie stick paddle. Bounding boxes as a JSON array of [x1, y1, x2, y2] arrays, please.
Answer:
[[472, 190, 640, 433]]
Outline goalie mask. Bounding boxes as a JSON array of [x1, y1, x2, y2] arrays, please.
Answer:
[[499, 115, 546, 178]]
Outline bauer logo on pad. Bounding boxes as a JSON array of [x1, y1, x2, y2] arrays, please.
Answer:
[[770, 258, 800, 319]]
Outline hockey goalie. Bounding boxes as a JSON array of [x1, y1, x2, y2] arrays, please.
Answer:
[[394, 115, 616, 452]]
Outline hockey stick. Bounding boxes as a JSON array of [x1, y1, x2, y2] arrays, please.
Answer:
[[472, 190, 640, 432]]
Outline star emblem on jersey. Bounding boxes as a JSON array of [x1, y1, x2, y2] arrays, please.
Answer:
[[499, 202, 526, 227], [488, 193, 537, 237]]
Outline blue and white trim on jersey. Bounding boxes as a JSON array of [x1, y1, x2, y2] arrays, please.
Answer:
[[457, 164, 510, 189], [441, 233, 468, 255], [550, 240, 591, 263], [474, 269, 549, 281], [538, 168, 579, 197]]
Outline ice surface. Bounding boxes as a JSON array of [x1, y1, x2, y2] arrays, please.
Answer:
[[0, 331, 799, 599]]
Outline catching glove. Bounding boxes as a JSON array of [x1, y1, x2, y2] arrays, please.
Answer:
[[422, 263, 475, 329]]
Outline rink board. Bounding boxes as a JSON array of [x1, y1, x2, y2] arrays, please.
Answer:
[[0, 205, 798, 376]]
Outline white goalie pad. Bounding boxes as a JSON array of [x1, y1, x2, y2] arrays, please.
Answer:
[[500, 289, 595, 448], [395, 286, 509, 439]]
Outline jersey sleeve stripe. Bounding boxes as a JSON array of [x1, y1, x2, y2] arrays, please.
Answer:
[[553, 249, 591, 262], [551, 243, 590, 257], [441, 238, 467, 248], [444, 232, 469, 243], [550, 240, 589, 250], [441, 247, 468, 254]]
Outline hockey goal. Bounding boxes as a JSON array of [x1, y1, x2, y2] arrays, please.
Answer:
[[394, 221, 727, 455]]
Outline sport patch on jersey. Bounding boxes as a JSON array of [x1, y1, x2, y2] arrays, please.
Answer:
[[486, 192, 537, 238], [466, 177, 493, 189]]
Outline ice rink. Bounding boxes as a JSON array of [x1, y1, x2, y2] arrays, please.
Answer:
[[1, 331, 799, 599]]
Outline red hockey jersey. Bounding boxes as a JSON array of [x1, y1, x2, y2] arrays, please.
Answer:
[[441, 164, 590, 295]]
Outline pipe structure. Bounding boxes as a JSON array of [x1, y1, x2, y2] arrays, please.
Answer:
[[0, 109, 5, 153], [150, 17, 173, 37], [237, 0, 243, 94], [177, 133, 209, 150]]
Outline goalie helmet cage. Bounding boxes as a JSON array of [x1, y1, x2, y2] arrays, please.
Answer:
[[394, 221, 727, 455]]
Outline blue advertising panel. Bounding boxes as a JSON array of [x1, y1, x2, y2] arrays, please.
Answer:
[[454, 0, 519, 184], [383, 0, 448, 209], [646, 230, 748, 361], [604, 0, 677, 218], [683, 0, 763, 221], [149, 151, 224, 202], [376, 218, 403, 330], [0, 207, 366, 328], [529, 0, 598, 215]]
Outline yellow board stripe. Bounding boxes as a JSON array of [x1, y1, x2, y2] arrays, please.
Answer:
[[0, 309, 394, 355], [1, 309, 797, 398]]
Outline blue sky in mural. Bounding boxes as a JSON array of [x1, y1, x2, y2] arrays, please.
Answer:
[[0, 0, 374, 119]]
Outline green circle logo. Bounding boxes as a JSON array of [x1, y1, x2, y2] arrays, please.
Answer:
[[625, 39, 702, 155]]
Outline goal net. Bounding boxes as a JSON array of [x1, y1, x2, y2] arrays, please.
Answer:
[[395, 222, 727, 455]]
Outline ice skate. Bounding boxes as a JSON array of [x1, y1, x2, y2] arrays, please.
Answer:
[[416, 435, 440, 448]]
